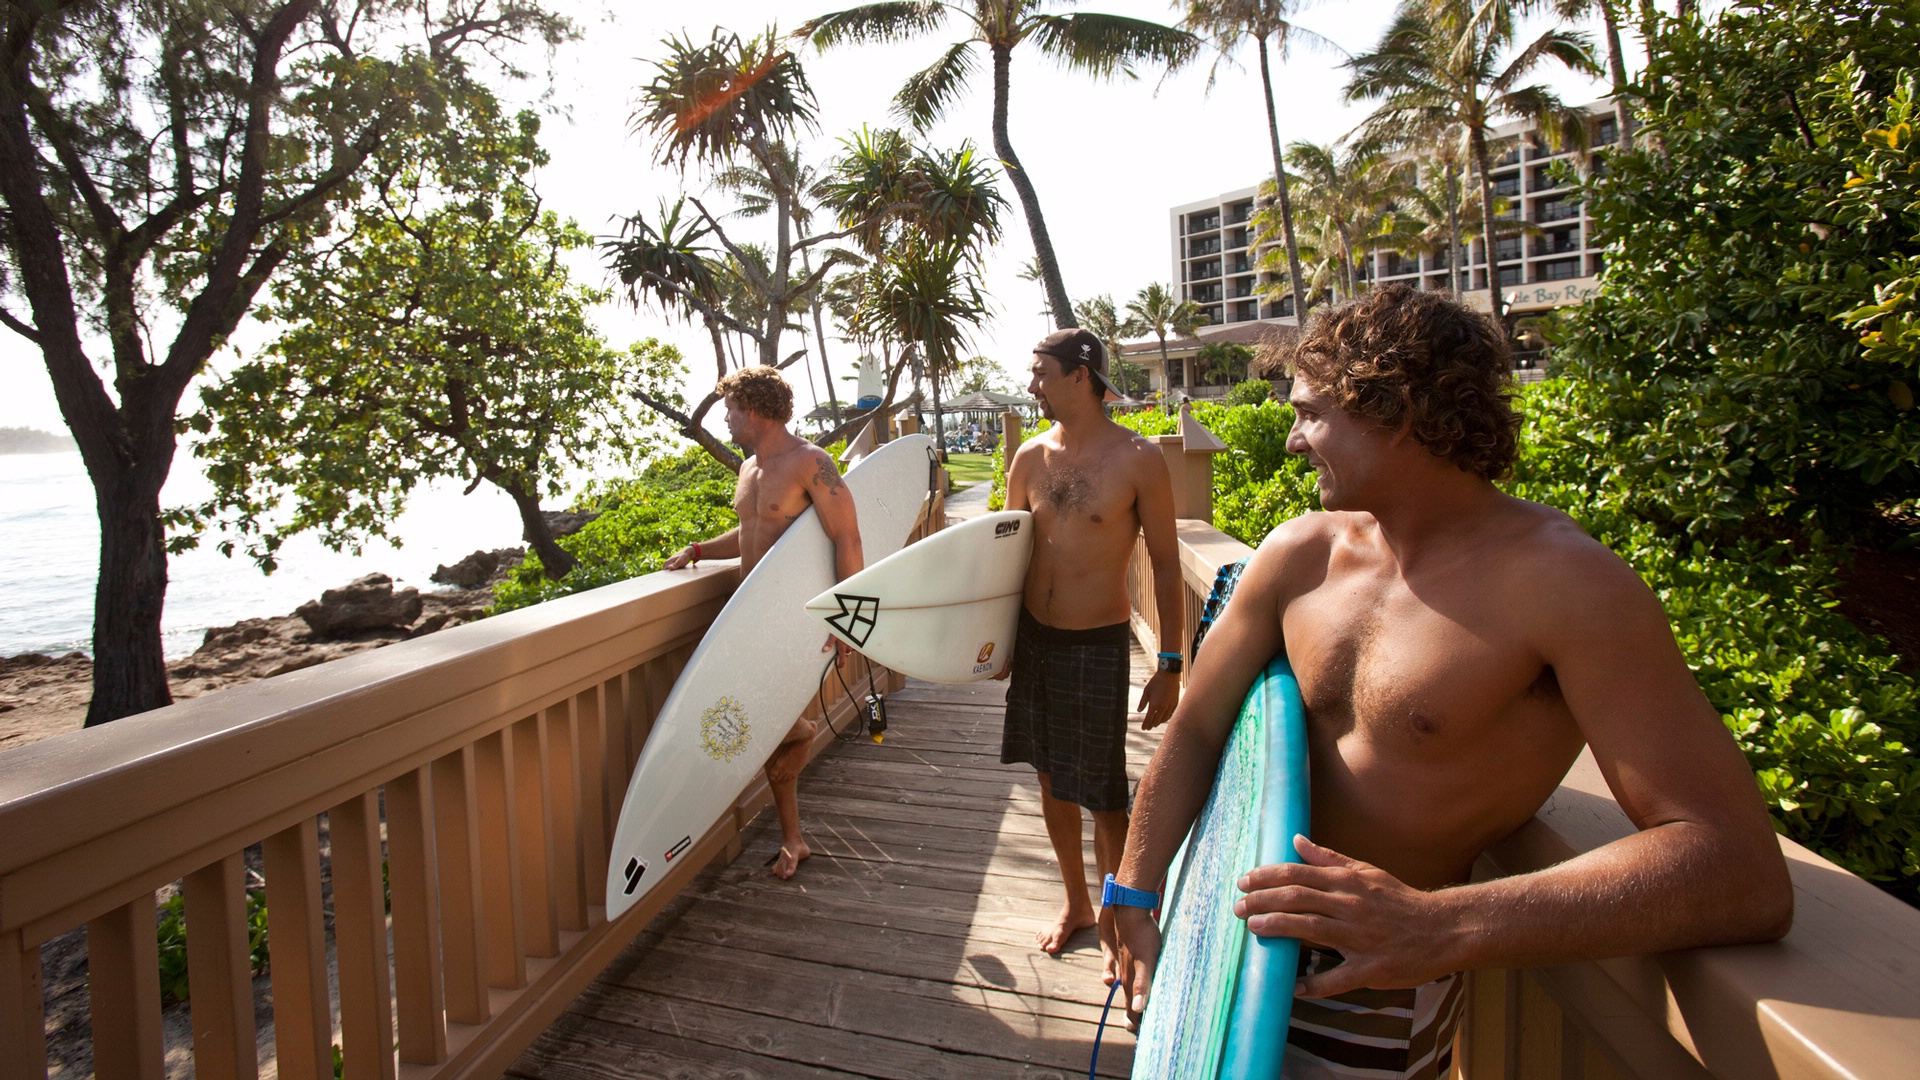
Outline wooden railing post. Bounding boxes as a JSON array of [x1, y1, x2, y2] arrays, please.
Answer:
[[87, 895, 164, 1080], [183, 853, 258, 1080], [1, 929, 47, 1080], [263, 818, 333, 1080]]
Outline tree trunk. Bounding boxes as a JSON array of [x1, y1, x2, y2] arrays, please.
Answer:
[[802, 248, 841, 424], [990, 42, 1076, 330], [85, 469, 174, 725], [1599, 0, 1633, 150], [1471, 126, 1507, 328], [502, 483, 577, 580], [1445, 163, 1464, 297], [1259, 36, 1310, 324], [1158, 332, 1173, 411]]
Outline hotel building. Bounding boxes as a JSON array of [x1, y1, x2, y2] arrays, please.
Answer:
[[1128, 102, 1617, 398]]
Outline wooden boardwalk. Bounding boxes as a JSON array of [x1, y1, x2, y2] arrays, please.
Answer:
[[509, 672, 1164, 1080]]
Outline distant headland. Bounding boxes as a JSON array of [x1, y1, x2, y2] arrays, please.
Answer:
[[0, 426, 74, 454]]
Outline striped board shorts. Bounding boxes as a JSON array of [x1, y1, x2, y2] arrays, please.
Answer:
[[1284, 948, 1466, 1080], [1001, 608, 1133, 812]]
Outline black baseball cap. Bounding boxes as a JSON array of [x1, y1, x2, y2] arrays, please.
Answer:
[[1033, 328, 1120, 401]]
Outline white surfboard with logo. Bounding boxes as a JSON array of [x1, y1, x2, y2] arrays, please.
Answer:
[[605, 433, 936, 921], [805, 510, 1033, 684]]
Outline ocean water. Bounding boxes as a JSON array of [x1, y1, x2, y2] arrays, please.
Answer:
[[0, 450, 530, 659]]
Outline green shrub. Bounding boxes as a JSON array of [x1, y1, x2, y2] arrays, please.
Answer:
[[156, 887, 271, 1004], [1225, 378, 1275, 408], [1552, 0, 1920, 538], [492, 447, 739, 612], [988, 418, 1050, 511], [1114, 402, 1320, 544]]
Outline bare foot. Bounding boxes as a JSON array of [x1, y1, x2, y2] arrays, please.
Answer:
[[770, 839, 811, 880], [766, 719, 818, 784], [1036, 901, 1098, 955], [1098, 904, 1121, 985]]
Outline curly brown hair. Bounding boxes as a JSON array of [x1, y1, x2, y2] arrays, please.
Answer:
[[716, 366, 794, 424], [1289, 284, 1521, 480]]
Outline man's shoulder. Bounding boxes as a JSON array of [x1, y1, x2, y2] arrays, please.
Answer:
[[1488, 496, 1654, 619]]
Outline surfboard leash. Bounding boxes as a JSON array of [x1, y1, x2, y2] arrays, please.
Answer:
[[814, 653, 890, 744], [1089, 977, 1123, 1080]]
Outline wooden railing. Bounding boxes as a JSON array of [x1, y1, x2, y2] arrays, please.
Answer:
[[1130, 424, 1920, 1080], [0, 487, 941, 1080]]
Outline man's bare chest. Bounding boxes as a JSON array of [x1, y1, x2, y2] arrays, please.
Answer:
[[734, 461, 809, 528], [1027, 454, 1135, 530], [1282, 578, 1560, 744]]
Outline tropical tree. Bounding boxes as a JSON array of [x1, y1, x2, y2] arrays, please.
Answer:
[[856, 240, 991, 448], [1126, 283, 1208, 396], [797, 1, 1199, 331], [0, 0, 572, 724], [1276, 140, 1416, 301], [820, 125, 1006, 450], [1181, 0, 1333, 322], [1529, 0, 1633, 148], [194, 100, 649, 582], [1345, 0, 1599, 323]]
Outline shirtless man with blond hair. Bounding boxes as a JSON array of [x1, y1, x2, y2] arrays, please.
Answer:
[[664, 366, 861, 880], [999, 328, 1186, 983], [1113, 285, 1792, 1078]]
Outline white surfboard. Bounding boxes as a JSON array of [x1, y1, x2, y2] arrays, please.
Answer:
[[804, 510, 1032, 684], [605, 433, 937, 921]]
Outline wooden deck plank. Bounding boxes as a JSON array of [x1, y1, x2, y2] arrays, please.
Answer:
[[511, 675, 1157, 1080]]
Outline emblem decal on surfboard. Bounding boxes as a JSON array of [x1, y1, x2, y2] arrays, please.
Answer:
[[664, 835, 691, 862], [699, 697, 752, 761], [994, 519, 1021, 538], [977, 642, 995, 664], [825, 594, 880, 647], [621, 856, 648, 895]]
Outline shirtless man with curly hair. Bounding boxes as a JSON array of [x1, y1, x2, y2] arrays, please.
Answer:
[[665, 366, 860, 879], [1112, 285, 1792, 1078]]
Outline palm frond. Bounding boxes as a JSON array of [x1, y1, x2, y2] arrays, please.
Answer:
[[1027, 13, 1199, 80], [894, 40, 977, 130], [1493, 27, 1598, 92], [796, 2, 949, 48]]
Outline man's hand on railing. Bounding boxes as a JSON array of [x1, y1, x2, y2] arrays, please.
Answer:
[[1138, 670, 1179, 730]]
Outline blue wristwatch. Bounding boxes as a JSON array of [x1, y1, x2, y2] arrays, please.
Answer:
[[1102, 873, 1160, 910]]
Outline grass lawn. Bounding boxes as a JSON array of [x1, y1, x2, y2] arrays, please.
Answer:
[[945, 452, 995, 489]]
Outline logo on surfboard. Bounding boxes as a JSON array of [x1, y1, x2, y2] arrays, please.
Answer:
[[825, 593, 880, 647], [977, 642, 995, 664], [994, 519, 1021, 538], [665, 835, 691, 862], [700, 697, 752, 762], [621, 856, 648, 895]]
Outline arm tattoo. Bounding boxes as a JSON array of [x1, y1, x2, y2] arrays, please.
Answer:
[[812, 455, 846, 495]]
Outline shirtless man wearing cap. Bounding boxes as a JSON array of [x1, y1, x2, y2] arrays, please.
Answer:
[[1112, 286, 1791, 1077], [998, 328, 1187, 982], [664, 366, 861, 880]]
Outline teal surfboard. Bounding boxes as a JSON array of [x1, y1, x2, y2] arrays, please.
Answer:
[[1131, 656, 1310, 1080]]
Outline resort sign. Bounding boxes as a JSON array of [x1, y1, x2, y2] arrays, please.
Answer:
[[1461, 276, 1600, 314]]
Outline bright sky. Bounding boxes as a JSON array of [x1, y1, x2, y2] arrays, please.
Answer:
[[0, 0, 1620, 442]]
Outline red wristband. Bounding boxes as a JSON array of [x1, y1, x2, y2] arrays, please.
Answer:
[[690, 542, 702, 562]]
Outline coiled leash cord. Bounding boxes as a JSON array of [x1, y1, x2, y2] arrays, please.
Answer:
[[813, 650, 887, 743]]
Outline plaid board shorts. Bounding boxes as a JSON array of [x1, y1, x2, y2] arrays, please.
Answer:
[[1001, 608, 1133, 812]]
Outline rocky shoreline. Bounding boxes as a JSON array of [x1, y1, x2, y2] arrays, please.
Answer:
[[0, 547, 524, 754]]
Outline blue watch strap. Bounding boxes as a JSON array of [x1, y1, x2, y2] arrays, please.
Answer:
[[1102, 873, 1160, 910]]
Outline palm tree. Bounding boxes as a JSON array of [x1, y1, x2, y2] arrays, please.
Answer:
[[1279, 140, 1414, 301], [820, 127, 1006, 451], [1125, 283, 1208, 399], [857, 240, 991, 449], [1529, 0, 1632, 149], [1181, 0, 1333, 323], [1345, 0, 1598, 324], [797, 2, 1198, 331]]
